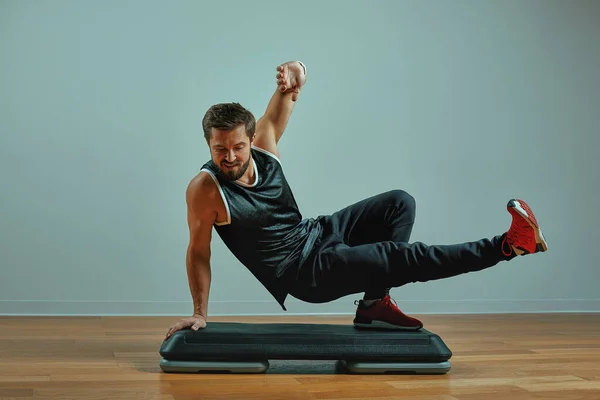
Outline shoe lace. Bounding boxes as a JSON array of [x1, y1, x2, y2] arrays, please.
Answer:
[[503, 218, 533, 256], [354, 295, 400, 310], [511, 219, 534, 240], [382, 295, 401, 312]]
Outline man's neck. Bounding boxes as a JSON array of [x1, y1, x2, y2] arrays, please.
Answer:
[[236, 158, 255, 185]]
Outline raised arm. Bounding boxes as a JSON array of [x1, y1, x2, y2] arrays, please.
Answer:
[[253, 61, 307, 156]]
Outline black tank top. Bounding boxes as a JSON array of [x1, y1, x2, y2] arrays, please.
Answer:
[[200, 146, 322, 310]]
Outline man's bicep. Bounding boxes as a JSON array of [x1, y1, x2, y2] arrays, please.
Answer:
[[187, 208, 214, 260], [186, 179, 217, 260]]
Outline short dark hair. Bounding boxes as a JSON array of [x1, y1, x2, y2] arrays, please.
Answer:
[[202, 102, 256, 142]]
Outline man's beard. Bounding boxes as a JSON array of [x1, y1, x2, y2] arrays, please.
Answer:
[[221, 158, 251, 181]]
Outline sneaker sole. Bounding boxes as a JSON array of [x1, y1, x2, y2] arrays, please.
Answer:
[[508, 199, 548, 252], [353, 320, 423, 330]]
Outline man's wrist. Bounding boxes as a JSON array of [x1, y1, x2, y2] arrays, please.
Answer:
[[193, 308, 206, 317]]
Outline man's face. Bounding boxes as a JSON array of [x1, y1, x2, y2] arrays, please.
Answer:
[[208, 124, 253, 181]]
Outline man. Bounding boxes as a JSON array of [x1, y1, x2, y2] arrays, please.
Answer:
[[165, 60, 548, 339]]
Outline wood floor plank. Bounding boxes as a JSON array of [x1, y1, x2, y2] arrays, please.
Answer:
[[0, 314, 599, 399], [0, 397, 174, 400], [172, 393, 317, 400], [516, 381, 600, 392], [455, 390, 596, 400], [0, 388, 34, 397]]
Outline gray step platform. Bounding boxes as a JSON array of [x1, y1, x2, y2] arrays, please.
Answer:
[[159, 322, 452, 374]]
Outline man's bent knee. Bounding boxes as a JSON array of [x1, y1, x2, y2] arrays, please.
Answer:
[[389, 189, 416, 215]]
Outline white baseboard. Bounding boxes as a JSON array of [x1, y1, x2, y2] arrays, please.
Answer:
[[0, 299, 599, 316]]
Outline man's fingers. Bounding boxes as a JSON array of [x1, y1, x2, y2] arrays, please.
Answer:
[[165, 322, 182, 337]]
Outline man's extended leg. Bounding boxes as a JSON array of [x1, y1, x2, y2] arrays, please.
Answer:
[[292, 198, 548, 330]]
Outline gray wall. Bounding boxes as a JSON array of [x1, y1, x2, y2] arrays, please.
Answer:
[[1, 0, 598, 316]]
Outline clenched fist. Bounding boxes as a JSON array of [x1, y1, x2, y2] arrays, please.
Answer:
[[276, 61, 306, 102]]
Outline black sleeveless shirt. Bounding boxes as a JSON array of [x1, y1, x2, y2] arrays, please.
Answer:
[[199, 146, 322, 310]]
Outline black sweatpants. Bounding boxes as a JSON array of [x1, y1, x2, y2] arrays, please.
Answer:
[[288, 190, 512, 303]]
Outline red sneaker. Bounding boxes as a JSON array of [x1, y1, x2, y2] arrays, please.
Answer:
[[502, 199, 548, 257], [353, 295, 423, 330]]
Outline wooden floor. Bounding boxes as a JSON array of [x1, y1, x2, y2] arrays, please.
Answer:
[[1, 313, 599, 400]]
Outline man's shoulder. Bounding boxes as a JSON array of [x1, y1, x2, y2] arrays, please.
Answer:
[[186, 171, 220, 210]]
